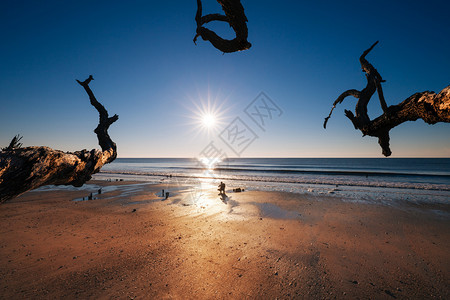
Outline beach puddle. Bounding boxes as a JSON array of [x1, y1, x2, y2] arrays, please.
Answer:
[[71, 183, 153, 202], [122, 199, 161, 206], [35, 184, 103, 193], [427, 209, 450, 219], [251, 202, 301, 220]]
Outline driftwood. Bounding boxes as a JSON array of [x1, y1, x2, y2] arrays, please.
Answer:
[[0, 76, 118, 203], [324, 41, 450, 156], [194, 0, 251, 53]]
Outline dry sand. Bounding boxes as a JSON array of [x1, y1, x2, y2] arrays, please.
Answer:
[[1, 180, 449, 299]]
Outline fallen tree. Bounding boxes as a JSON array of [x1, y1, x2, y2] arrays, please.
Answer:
[[324, 41, 450, 156], [0, 76, 118, 203], [194, 0, 251, 53]]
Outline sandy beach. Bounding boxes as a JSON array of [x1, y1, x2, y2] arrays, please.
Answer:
[[1, 180, 449, 299]]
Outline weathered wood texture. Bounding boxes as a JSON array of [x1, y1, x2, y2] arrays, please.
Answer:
[[0, 76, 118, 203], [194, 0, 251, 53], [324, 42, 450, 156]]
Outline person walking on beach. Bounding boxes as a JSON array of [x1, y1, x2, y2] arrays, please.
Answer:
[[218, 181, 225, 194]]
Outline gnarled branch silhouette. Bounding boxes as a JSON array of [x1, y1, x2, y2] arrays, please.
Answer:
[[0, 76, 118, 203], [1, 135, 23, 151], [194, 0, 251, 53], [324, 42, 450, 156]]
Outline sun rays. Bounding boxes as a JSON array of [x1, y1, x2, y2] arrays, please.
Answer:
[[184, 88, 232, 138]]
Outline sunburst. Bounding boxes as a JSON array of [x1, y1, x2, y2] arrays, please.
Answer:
[[201, 113, 216, 128], [185, 89, 231, 137]]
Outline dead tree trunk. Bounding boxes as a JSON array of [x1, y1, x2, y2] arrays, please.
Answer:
[[194, 0, 251, 53], [324, 41, 450, 156], [0, 76, 118, 203]]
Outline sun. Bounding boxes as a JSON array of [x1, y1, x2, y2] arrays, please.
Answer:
[[202, 113, 216, 128], [184, 92, 231, 137], [182, 86, 234, 140]]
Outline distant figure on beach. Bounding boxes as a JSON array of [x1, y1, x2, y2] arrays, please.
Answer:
[[218, 182, 225, 194]]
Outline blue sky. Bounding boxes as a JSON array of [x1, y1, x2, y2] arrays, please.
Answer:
[[1, 0, 449, 158]]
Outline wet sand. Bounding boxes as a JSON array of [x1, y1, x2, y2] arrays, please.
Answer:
[[1, 180, 449, 299]]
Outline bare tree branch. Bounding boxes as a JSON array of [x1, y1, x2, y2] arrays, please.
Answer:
[[194, 0, 251, 53], [324, 89, 361, 129], [0, 76, 118, 203], [324, 42, 450, 156], [1, 135, 23, 151], [76, 75, 118, 164]]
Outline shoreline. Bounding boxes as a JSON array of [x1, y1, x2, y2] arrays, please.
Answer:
[[94, 171, 450, 191], [92, 173, 450, 209], [1, 180, 449, 298]]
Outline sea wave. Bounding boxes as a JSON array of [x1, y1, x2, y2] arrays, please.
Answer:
[[104, 165, 450, 177]]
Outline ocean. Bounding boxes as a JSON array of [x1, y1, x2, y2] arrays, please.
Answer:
[[93, 158, 450, 205]]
